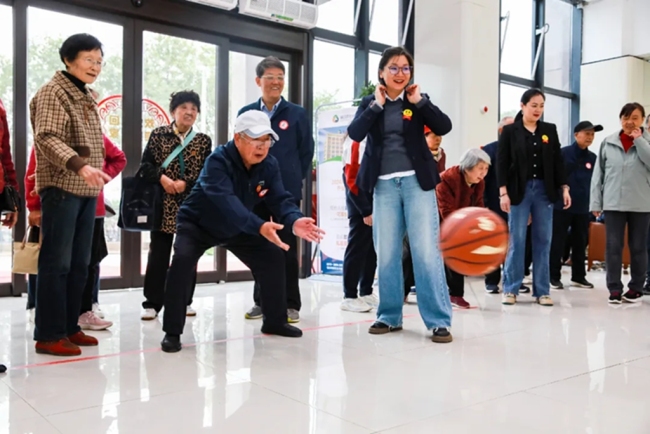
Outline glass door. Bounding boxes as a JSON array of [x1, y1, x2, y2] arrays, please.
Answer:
[[135, 22, 227, 285], [25, 5, 129, 289]]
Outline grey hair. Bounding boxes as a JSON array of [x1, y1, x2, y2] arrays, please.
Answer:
[[255, 56, 285, 78], [498, 116, 514, 129], [459, 148, 491, 172]]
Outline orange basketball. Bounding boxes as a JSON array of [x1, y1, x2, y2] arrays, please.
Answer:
[[439, 207, 509, 276]]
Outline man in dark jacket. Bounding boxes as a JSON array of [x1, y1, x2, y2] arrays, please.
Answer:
[[549, 121, 601, 289], [159, 111, 323, 353], [238, 56, 314, 323], [341, 137, 377, 312]]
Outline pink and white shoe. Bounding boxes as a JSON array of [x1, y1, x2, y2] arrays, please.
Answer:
[[78, 311, 113, 331]]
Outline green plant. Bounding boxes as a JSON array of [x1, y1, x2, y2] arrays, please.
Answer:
[[353, 81, 376, 106]]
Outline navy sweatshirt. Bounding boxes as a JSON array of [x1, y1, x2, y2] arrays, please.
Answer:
[[178, 141, 303, 244], [554, 142, 597, 214], [238, 98, 314, 202]]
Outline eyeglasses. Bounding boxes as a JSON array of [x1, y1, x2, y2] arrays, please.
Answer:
[[83, 57, 105, 68], [387, 65, 412, 75], [241, 134, 275, 148], [260, 75, 285, 82]]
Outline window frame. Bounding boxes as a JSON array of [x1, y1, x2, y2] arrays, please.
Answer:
[[499, 0, 582, 146]]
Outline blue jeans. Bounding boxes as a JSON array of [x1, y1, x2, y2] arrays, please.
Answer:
[[504, 180, 553, 297], [373, 175, 452, 329], [34, 187, 97, 342]]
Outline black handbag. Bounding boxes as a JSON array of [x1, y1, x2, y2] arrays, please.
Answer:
[[0, 171, 22, 214], [117, 167, 163, 232]]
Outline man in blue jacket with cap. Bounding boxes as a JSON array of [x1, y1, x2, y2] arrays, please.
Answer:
[[549, 120, 601, 290], [160, 111, 324, 353], [238, 56, 314, 323]]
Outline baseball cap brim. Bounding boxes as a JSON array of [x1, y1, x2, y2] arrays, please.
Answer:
[[241, 126, 279, 141]]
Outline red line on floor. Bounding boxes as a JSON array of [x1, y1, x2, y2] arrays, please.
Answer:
[[8, 307, 470, 371]]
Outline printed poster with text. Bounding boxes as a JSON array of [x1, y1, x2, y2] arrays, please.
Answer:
[[317, 106, 357, 275]]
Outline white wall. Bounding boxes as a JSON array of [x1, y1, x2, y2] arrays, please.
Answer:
[[582, 0, 650, 63], [414, 0, 500, 166], [580, 0, 650, 153]]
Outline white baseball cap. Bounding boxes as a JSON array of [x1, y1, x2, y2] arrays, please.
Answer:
[[234, 110, 279, 141]]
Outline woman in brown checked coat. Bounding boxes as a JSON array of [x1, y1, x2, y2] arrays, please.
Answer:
[[139, 90, 212, 321]]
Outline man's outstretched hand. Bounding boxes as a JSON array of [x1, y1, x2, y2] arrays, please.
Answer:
[[260, 221, 289, 251], [293, 218, 325, 243]]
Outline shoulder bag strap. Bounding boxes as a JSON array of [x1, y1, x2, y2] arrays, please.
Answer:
[[161, 129, 198, 178]]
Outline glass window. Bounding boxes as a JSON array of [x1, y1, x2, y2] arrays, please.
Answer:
[[369, 0, 400, 46], [227, 52, 289, 272], [317, 0, 355, 35], [313, 40, 355, 116], [141, 31, 218, 273], [27, 7, 124, 277], [499, 83, 526, 120], [500, 0, 534, 78], [368, 52, 382, 85], [544, 0, 574, 92], [229, 52, 289, 138], [544, 94, 572, 147], [0, 6, 11, 283]]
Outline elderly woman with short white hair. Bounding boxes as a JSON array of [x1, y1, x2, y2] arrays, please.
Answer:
[[436, 148, 491, 308]]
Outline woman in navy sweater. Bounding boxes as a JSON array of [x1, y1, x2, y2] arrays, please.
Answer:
[[348, 47, 454, 343]]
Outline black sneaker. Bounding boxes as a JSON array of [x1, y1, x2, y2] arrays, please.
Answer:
[[571, 278, 594, 289], [519, 285, 531, 294], [368, 321, 402, 335], [161, 334, 182, 353], [0, 363, 6, 374], [431, 327, 453, 343], [643, 281, 650, 296], [485, 284, 500, 294], [550, 279, 564, 289], [608, 291, 622, 304], [623, 290, 643, 303]]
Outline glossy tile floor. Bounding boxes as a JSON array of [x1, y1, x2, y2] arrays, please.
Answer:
[[1, 268, 650, 433]]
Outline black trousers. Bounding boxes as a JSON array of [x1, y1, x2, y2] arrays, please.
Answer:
[[80, 218, 108, 314], [252, 201, 301, 310], [445, 266, 464, 297], [403, 235, 414, 297], [143, 230, 196, 312], [163, 221, 288, 335], [549, 211, 590, 281], [604, 211, 650, 293], [485, 219, 533, 285], [342, 214, 377, 298]]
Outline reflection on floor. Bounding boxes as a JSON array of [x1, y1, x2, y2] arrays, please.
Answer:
[[1, 268, 650, 433]]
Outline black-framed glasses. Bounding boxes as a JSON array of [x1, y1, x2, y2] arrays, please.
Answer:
[[387, 65, 412, 75]]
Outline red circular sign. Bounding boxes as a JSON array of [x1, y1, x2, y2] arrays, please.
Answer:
[[279, 120, 289, 130], [97, 95, 171, 145], [586, 162, 592, 169]]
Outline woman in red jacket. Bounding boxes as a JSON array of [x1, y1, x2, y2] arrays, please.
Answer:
[[435, 148, 491, 308], [25, 135, 126, 330], [0, 99, 19, 228]]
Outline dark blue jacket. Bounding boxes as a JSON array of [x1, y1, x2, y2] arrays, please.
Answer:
[[482, 141, 507, 220], [238, 98, 314, 202], [348, 94, 452, 193], [342, 169, 373, 218], [178, 141, 303, 243], [554, 142, 597, 214]]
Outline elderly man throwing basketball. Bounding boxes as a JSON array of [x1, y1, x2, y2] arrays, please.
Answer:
[[160, 110, 324, 353]]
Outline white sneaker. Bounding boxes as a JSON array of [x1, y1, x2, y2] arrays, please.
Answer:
[[360, 293, 379, 309], [28, 308, 35, 324], [92, 303, 105, 319], [523, 275, 533, 285], [78, 311, 113, 331], [141, 308, 158, 321], [186, 306, 197, 317], [340, 298, 372, 312]]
